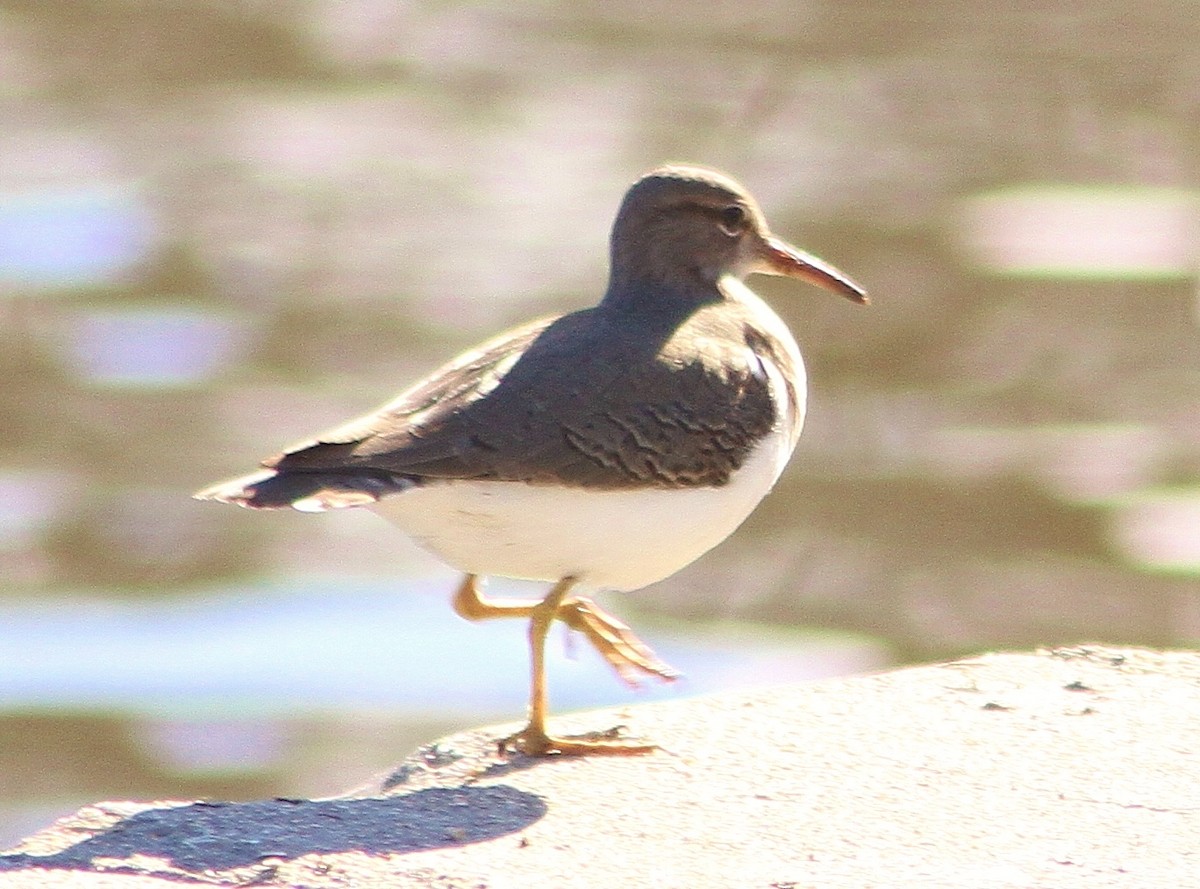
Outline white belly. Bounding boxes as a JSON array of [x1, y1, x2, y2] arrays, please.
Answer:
[[370, 424, 799, 591]]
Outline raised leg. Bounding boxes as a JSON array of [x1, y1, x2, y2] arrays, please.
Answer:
[[497, 576, 657, 756], [452, 574, 679, 686]]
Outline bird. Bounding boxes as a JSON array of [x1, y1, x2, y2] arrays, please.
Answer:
[[195, 164, 867, 756]]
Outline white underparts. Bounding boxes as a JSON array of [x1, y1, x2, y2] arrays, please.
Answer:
[[369, 426, 797, 591]]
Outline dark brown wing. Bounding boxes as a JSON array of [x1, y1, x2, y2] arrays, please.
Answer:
[[232, 304, 776, 503]]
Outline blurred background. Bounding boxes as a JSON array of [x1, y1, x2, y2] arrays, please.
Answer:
[[2, 0, 1198, 846]]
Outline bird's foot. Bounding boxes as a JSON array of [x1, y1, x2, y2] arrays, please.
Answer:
[[557, 596, 681, 687], [497, 723, 656, 757]]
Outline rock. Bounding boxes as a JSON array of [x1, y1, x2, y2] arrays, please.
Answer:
[[2, 647, 1196, 888]]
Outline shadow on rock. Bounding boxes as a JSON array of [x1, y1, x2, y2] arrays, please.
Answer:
[[1, 786, 545, 873]]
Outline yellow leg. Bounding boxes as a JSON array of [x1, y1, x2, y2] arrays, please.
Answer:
[[514, 575, 573, 751], [452, 574, 679, 686], [496, 576, 657, 757]]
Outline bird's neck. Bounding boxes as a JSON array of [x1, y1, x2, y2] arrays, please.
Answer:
[[600, 266, 726, 319]]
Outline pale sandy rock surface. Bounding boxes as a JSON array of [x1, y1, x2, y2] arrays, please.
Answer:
[[2, 647, 1197, 888]]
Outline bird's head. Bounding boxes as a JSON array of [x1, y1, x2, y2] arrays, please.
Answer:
[[606, 165, 867, 308]]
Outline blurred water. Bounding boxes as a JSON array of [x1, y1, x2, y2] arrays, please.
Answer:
[[0, 186, 151, 287], [960, 186, 1199, 278], [1, 0, 1199, 849], [59, 306, 253, 387], [0, 579, 883, 715]]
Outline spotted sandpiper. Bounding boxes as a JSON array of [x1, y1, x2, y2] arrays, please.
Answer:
[[196, 165, 866, 756]]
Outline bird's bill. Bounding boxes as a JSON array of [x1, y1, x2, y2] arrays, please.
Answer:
[[759, 236, 869, 305]]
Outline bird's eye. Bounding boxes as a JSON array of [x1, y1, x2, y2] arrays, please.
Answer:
[[718, 205, 747, 236]]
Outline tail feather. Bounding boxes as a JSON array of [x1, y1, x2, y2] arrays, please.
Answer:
[[194, 470, 413, 512]]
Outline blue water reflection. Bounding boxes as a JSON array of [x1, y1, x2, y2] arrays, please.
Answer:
[[60, 307, 253, 387], [0, 580, 887, 716], [0, 187, 152, 287]]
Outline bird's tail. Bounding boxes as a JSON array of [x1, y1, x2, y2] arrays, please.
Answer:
[[194, 469, 413, 512]]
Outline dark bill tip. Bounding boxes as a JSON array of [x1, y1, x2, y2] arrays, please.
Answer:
[[761, 236, 869, 305]]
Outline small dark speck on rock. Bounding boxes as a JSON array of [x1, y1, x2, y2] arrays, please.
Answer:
[[982, 701, 1012, 711], [1064, 681, 1093, 692], [422, 744, 464, 767], [383, 764, 423, 788]]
